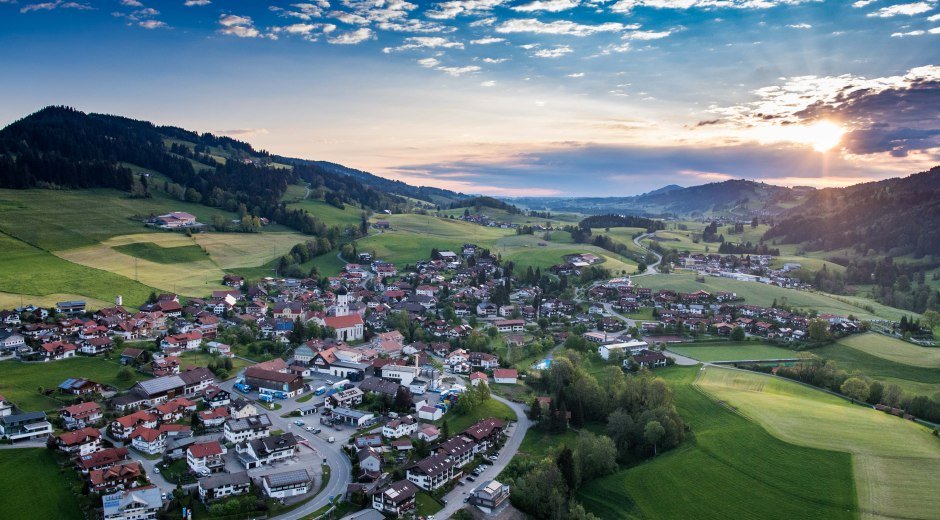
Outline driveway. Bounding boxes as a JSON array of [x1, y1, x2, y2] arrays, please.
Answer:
[[434, 394, 532, 519]]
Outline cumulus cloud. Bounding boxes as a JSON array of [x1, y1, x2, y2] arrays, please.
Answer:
[[513, 0, 581, 12], [218, 14, 265, 38], [437, 65, 481, 76], [426, 0, 507, 19], [139, 19, 167, 29], [417, 57, 441, 67], [610, 0, 819, 12], [496, 18, 625, 36], [20, 1, 92, 13], [470, 36, 505, 44], [866, 2, 935, 17], [533, 45, 573, 57], [184, 0, 211, 5], [327, 27, 374, 43], [383, 36, 464, 52], [567, 72, 585, 77], [787, 23, 812, 28], [120, 0, 142, 6], [622, 29, 672, 40], [481, 57, 508, 62], [710, 65, 940, 157]]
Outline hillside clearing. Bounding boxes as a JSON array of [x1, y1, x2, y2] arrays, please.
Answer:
[[697, 366, 940, 520]]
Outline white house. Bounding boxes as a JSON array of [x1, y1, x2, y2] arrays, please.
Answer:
[[493, 368, 518, 384], [382, 415, 418, 439], [262, 469, 311, 499], [223, 414, 272, 444], [598, 339, 649, 360]]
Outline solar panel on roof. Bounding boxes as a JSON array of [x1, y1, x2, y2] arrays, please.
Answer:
[[265, 469, 309, 487]]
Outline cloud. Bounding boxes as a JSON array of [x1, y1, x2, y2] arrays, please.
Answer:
[[216, 128, 269, 137], [139, 19, 167, 29], [787, 23, 813, 28], [481, 80, 497, 86], [417, 57, 441, 67], [184, 0, 211, 5], [481, 57, 508, 63], [610, 0, 820, 12], [533, 45, 573, 57], [426, 0, 507, 19], [567, 72, 585, 77], [852, 0, 877, 6], [120, 0, 142, 6], [513, 0, 581, 12], [496, 18, 626, 36], [710, 65, 940, 157], [437, 65, 481, 76], [327, 27, 374, 43], [219, 14, 264, 38], [384, 36, 464, 52], [20, 1, 91, 13], [866, 2, 935, 17], [622, 29, 672, 40], [470, 37, 505, 44], [929, 12, 940, 20], [891, 29, 926, 36]]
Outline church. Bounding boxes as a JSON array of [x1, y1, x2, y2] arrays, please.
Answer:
[[321, 286, 365, 342]]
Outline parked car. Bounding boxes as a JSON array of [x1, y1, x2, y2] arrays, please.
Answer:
[[328, 436, 336, 443], [294, 420, 305, 426], [466, 476, 476, 482]]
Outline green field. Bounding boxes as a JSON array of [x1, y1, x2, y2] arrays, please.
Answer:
[[0, 357, 149, 411], [113, 241, 211, 264], [438, 397, 517, 433], [639, 273, 911, 321], [812, 343, 940, 397], [415, 493, 444, 517], [287, 199, 364, 228], [697, 366, 940, 520], [836, 333, 940, 368], [579, 366, 858, 520], [667, 342, 803, 362], [0, 232, 156, 308], [0, 449, 82, 520], [518, 427, 579, 458]]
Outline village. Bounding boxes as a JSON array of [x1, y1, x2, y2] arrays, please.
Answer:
[[0, 241, 874, 520]]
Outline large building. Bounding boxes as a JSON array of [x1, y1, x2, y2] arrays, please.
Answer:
[[102, 486, 163, 520], [198, 471, 251, 502], [262, 469, 311, 499], [243, 367, 304, 397], [469, 480, 511, 514], [372, 479, 418, 517], [0, 411, 53, 441]]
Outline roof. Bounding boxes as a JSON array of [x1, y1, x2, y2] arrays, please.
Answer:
[[263, 469, 310, 488], [244, 366, 300, 384], [332, 407, 373, 420], [493, 368, 518, 379], [377, 479, 418, 504], [324, 314, 364, 329], [135, 375, 185, 396], [188, 441, 223, 458], [102, 486, 162, 516], [199, 471, 250, 490], [410, 452, 454, 478]]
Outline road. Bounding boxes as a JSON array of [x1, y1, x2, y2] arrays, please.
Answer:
[[633, 232, 662, 276], [434, 393, 532, 519]]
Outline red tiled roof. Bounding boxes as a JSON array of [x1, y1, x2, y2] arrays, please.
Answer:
[[188, 441, 223, 458]]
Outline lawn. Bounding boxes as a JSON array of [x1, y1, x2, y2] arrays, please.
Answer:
[[578, 366, 858, 520], [667, 342, 803, 362], [57, 233, 229, 297], [812, 342, 940, 396], [113, 241, 210, 264], [415, 492, 444, 517], [0, 187, 240, 251], [835, 332, 940, 368], [0, 356, 149, 411], [439, 398, 517, 433], [697, 366, 940, 520], [287, 199, 364, 228], [178, 351, 251, 375], [0, 232, 156, 309], [0, 449, 82, 520], [517, 427, 579, 458], [638, 273, 911, 321]]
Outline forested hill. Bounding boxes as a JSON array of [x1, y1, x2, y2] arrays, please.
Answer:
[[764, 166, 940, 258], [0, 106, 424, 234]]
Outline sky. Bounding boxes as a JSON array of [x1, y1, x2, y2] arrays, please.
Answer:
[[0, 0, 938, 196]]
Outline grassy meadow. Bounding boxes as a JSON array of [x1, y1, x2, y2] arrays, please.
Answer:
[[638, 273, 911, 321], [579, 366, 858, 520], [835, 333, 940, 368], [811, 343, 940, 397], [0, 449, 83, 520], [667, 342, 803, 362], [437, 397, 517, 433], [697, 366, 940, 520], [287, 199, 364, 227], [0, 356, 149, 411]]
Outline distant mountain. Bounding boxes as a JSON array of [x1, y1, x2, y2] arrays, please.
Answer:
[[765, 166, 940, 257], [511, 179, 805, 217]]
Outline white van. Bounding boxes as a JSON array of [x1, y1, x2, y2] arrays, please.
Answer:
[[328, 436, 335, 443]]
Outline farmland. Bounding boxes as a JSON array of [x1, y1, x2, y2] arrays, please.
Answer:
[[0, 356, 149, 411], [697, 366, 940, 520], [835, 333, 940, 368], [811, 342, 940, 396], [579, 366, 858, 520], [667, 342, 803, 362], [637, 273, 912, 321], [287, 198, 364, 228], [0, 232, 155, 309], [0, 449, 82, 520], [194, 232, 310, 270]]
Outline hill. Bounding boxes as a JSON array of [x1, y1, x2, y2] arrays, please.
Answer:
[[511, 179, 807, 218]]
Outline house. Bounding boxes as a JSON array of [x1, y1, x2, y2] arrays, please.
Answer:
[[382, 415, 418, 439], [0, 411, 53, 441], [224, 414, 272, 444], [0, 330, 26, 352], [598, 339, 649, 360], [262, 469, 311, 499], [372, 479, 418, 517], [327, 387, 364, 410], [418, 425, 439, 442], [56, 427, 102, 457], [469, 480, 511, 514], [243, 367, 304, 397], [58, 377, 103, 395], [101, 486, 163, 520], [78, 447, 128, 474], [80, 336, 113, 355], [437, 435, 475, 468], [493, 368, 518, 384], [630, 349, 668, 369], [236, 433, 298, 469], [382, 364, 419, 386], [323, 314, 365, 342], [198, 407, 230, 428], [358, 447, 382, 474], [89, 460, 144, 494], [120, 347, 145, 365], [476, 302, 497, 317], [198, 471, 251, 502], [56, 300, 86, 316], [129, 426, 168, 455], [463, 418, 506, 450], [154, 211, 197, 228], [228, 399, 258, 419], [494, 319, 525, 333], [417, 405, 442, 421], [60, 401, 103, 428], [203, 386, 231, 408], [359, 376, 400, 397], [37, 341, 78, 361], [129, 375, 187, 407], [111, 410, 159, 441], [187, 441, 226, 474], [406, 452, 455, 490], [469, 352, 499, 370], [330, 407, 376, 428], [153, 397, 197, 422], [469, 372, 488, 386], [160, 331, 203, 351]]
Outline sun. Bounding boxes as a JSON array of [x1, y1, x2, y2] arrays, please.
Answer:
[[804, 120, 845, 152]]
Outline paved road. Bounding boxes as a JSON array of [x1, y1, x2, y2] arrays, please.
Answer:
[[633, 232, 662, 276], [434, 393, 532, 519]]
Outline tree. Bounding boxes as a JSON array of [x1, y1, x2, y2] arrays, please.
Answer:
[[555, 446, 580, 495], [923, 310, 940, 331], [117, 367, 134, 381], [441, 420, 450, 441], [644, 420, 666, 455], [575, 432, 618, 480], [730, 326, 746, 341], [808, 318, 831, 342], [882, 384, 903, 408], [606, 408, 634, 459], [840, 377, 870, 401]]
